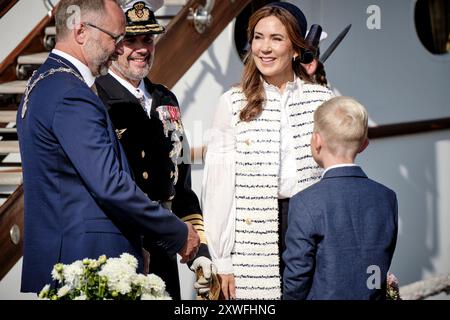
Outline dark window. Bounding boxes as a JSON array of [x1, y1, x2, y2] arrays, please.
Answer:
[[415, 0, 450, 55]]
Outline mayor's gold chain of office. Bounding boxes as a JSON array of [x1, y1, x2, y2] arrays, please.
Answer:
[[22, 63, 84, 119]]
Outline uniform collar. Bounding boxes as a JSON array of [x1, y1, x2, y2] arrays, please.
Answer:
[[108, 69, 145, 98], [51, 49, 96, 87]]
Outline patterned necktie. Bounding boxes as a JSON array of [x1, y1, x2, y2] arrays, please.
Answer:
[[90, 83, 98, 96]]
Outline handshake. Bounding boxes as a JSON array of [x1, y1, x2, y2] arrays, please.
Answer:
[[178, 222, 219, 299]]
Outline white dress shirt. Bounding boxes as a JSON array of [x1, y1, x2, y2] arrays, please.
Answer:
[[321, 163, 359, 178]]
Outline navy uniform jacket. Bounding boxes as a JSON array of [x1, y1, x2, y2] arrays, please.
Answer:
[[96, 74, 209, 299], [283, 166, 398, 300], [17, 53, 187, 293]]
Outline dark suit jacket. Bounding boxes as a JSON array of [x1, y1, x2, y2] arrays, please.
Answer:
[[283, 166, 398, 300], [16, 53, 188, 293], [95, 74, 209, 299]]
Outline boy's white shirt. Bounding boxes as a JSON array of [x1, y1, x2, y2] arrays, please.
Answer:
[[321, 163, 358, 178]]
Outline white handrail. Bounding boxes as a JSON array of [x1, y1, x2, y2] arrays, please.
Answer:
[[43, 0, 57, 16]]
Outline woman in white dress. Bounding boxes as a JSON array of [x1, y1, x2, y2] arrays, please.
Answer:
[[202, 2, 333, 300]]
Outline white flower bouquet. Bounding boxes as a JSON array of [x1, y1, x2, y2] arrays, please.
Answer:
[[38, 253, 171, 300]]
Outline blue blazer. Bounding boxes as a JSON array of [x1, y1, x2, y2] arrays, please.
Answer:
[[283, 166, 398, 300], [17, 53, 187, 293]]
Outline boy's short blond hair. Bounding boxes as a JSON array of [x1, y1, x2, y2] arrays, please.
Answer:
[[314, 96, 368, 157]]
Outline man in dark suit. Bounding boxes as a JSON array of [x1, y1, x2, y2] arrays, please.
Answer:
[[95, 0, 216, 299], [16, 0, 199, 294], [283, 96, 398, 300]]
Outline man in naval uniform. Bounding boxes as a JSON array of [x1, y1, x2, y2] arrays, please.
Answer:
[[95, 0, 216, 300]]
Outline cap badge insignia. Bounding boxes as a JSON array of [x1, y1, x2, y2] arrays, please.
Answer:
[[127, 2, 150, 22]]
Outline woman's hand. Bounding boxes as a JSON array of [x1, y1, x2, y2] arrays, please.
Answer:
[[218, 273, 236, 300]]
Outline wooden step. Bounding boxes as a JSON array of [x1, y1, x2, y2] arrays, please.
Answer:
[[44, 26, 56, 50], [0, 128, 17, 140], [0, 128, 17, 133], [165, 0, 188, 5], [0, 172, 22, 185], [0, 141, 19, 154], [1, 153, 21, 165], [0, 111, 17, 123], [16, 52, 49, 79], [0, 81, 26, 95], [17, 52, 49, 65], [45, 26, 55, 36], [0, 167, 21, 173]]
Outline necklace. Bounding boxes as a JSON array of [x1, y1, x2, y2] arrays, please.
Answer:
[[48, 56, 74, 69], [21, 56, 85, 119]]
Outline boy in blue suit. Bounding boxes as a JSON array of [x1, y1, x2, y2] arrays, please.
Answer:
[[283, 96, 398, 300]]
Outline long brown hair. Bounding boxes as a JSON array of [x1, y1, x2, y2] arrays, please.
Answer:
[[239, 6, 313, 122]]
